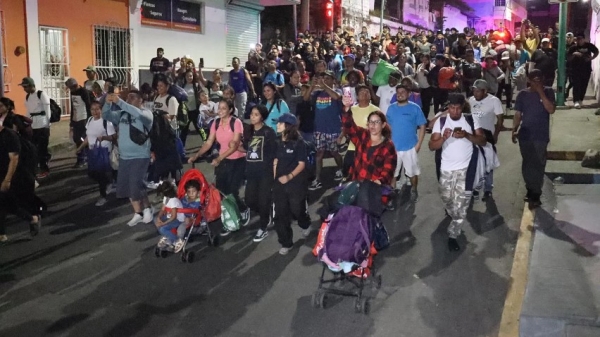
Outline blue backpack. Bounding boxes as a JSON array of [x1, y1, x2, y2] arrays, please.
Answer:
[[322, 206, 371, 264]]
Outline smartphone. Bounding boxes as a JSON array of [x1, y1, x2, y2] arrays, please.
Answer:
[[107, 85, 114, 94], [342, 87, 352, 98], [453, 127, 462, 132], [200, 58, 205, 68]]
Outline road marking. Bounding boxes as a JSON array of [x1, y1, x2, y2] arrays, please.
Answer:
[[498, 203, 535, 337]]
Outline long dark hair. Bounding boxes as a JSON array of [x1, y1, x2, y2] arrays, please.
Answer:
[[262, 82, 281, 104], [0, 97, 15, 115], [157, 181, 177, 199], [219, 98, 235, 116], [367, 111, 392, 139], [282, 123, 300, 142]]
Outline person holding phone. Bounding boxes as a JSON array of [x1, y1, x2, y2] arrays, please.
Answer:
[[428, 93, 487, 251]]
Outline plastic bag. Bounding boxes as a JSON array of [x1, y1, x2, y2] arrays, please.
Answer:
[[371, 60, 398, 86], [110, 145, 119, 170], [221, 194, 241, 231]]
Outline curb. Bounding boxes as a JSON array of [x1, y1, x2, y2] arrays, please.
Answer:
[[49, 141, 74, 155], [498, 203, 535, 337], [547, 151, 585, 161]]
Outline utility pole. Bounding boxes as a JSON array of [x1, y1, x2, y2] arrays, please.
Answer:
[[379, 0, 386, 37], [556, 0, 569, 106], [0, 22, 4, 98]]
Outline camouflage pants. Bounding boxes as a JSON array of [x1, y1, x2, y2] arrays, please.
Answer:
[[439, 168, 469, 238]]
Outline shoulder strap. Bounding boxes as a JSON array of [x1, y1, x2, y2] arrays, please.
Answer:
[[440, 116, 447, 130], [103, 119, 108, 134], [165, 95, 172, 107], [86, 116, 93, 128], [37, 91, 43, 99], [464, 114, 475, 132], [229, 116, 236, 132]]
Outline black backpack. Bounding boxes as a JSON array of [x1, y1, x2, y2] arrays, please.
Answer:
[[165, 95, 189, 127], [27, 91, 62, 123], [149, 111, 176, 154]]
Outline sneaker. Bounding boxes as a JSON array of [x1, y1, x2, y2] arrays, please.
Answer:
[[220, 228, 232, 237], [482, 191, 493, 201], [253, 229, 269, 242], [266, 215, 275, 229], [174, 239, 185, 253], [127, 213, 144, 227], [157, 236, 169, 248], [240, 209, 251, 227], [106, 184, 115, 195], [142, 207, 154, 223], [334, 170, 344, 181], [36, 171, 49, 179], [29, 215, 41, 237], [279, 247, 291, 255], [95, 198, 108, 207], [146, 181, 159, 190], [575, 102, 581, 109], [35, 180, 39, 189], [302, 226, 313, 238], [448, 238, 460, 251], [386, 199, 395, 211], [309, 180, 322, 190], [0, 235, 8, 242], [410, 189, 419, 202], [472, 190, 480, 200]]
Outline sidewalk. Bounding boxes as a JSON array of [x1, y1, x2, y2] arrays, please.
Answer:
[[48, 120, 74, 154], [517, 89, 600, 336]]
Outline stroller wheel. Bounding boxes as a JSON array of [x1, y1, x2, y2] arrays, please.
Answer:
[[160, 250, 168, 258], [354, 298, 362, 313], [185, 251, 195, 263], [181, 252, 188, 263], [209, 235, 220, 247], [311, 292, 320, 308], [154, 247, 161, 258], [375, 275, 382, 290], [318, 292, 327, 309], [361, 298, 370, 315]]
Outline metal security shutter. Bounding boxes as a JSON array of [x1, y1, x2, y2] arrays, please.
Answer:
[[226, 5, 261, 66]]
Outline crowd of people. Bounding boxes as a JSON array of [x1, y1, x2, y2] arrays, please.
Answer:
[[0, 18, 592, 253]]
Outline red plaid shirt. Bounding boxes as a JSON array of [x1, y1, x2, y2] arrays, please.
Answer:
[[342, 112, 397, 186]]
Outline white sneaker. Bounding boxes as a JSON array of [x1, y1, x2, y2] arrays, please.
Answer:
[[334, 170, 344, 181], [575, 102, 581, 109], [174, 239, 185, 253], [106, 184, 115, 195], [146, 181, 159, 190], [157, 236, 169, 248], [142, 207, 154, 223], [0, 235, 8, 242], [279, 247, 291, 255], [127, 213, 144, 227], [95, 198, 107, 207], [302, 226, 313, 237], [241, 208, 251, 227]]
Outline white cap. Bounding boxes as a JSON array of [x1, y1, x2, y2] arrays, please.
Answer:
[[541, 37, 550, 43], [501, 51, 510, 60]]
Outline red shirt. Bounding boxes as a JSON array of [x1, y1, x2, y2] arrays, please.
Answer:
[[342, 112, 397, 186]]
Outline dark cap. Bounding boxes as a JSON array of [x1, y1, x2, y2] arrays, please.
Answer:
[[447, 93, 466, 105], [389, 71, 402, 80], [435, 54, 446, 61], [344, 54, 356, 60], [528, 69, 545, 81], [321, 70, 335, 78], [472, 79, 488, 90], [19, 77, 35, 86], [277, 113, 297, 125]]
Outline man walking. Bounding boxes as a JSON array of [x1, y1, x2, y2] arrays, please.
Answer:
[[567, 33, 598, 108], [429, 94, 487, 251], [83, 65, 104, 92], [102, 90, 155, 226], [229, 57, 256, 116], [65, 78, 93, 168], [386, 84, 427, 201], [512, 70, 555, 209], [20, 77, 51, 178], [469, 79, 504, 200]]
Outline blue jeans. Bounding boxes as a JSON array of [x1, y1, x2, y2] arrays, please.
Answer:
[[485, 170, 494, 192], [157, 215, 183, 244]]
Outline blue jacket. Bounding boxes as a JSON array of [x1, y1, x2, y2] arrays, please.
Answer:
[[102, 99, 153, 160]]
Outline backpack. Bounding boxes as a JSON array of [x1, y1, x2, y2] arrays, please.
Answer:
[[214, 116, 238, 133], [13, 114, 34, 139], [86, 117, 108, 134], [149, 111, 176, 153], [18, 136, 38, 178], [27, 91, 62, 123], [220, 194, 241, 232], [322, 205, 371, 264], [165, 95, 189, 128]]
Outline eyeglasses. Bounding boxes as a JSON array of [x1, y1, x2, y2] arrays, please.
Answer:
[[368, 120, 382, 125]]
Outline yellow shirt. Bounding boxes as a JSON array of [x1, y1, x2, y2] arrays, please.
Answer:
[[348, 103, 379, 151], [525, 38, 539, 55]]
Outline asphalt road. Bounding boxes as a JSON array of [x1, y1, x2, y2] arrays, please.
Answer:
[[0, 130, 525, 337]]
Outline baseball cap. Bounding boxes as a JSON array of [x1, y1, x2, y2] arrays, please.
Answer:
[[541, 37, 550, 43], [566, 32, 574, 38], [344, 54, 356, 60], [83, 65, 96, 72], [472, 79, 488, 91], [501, 51, 510, 60], [19, 77, 35, 86], [277, 113, 297, 125], [65, 78, 78, 87], [321, 70, 335, 78], [447, 93, 466, 105]]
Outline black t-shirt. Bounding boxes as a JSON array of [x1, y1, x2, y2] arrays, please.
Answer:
[[245, 125, 277, 177], [150, 57, 171, 73], [275, 139, 307, 180], [0, 128, 21, 182], [568, 42, 599, 71], [461, 62, 482, 82], [296, 101, 315, 133], [532, 48, 558, 74], [451, 42, 468, 60]]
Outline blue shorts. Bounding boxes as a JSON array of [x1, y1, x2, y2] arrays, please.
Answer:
[[314, 132, 339, 152]]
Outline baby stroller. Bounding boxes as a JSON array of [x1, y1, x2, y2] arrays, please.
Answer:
[[311, 205, 386, 314], [154, 166, 221, 263]]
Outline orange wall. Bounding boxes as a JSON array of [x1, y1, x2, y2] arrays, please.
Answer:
[[2, 0, 29, 115], [38, 0, 129, 85]]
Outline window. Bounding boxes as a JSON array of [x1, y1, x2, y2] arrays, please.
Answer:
[[495, 0, 506, 7], [93, 25, 136, 88]]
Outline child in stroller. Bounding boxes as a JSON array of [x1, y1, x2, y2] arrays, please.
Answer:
[[155, 182, 193, 253]]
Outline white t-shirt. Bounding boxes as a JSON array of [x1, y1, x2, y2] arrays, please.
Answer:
[[469, 95, 503, 132], [154, 94, 179, 130], [376, 84, 397, 115], [199, 101, 218, 126], [86, 117, 116, 150], [433, 115, 480, 172], [183, 83, 197, 111], [163, 197, 186, 222], [25, 91, 51, 129]]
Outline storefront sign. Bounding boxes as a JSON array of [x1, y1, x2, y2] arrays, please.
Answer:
[[141, 0, 202, 33]]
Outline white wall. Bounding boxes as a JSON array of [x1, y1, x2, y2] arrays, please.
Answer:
[[443, 5, 467, 31], [590, 0, 600, 102], [130, 0, 227, 70], [25, 0, 42, 86]]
